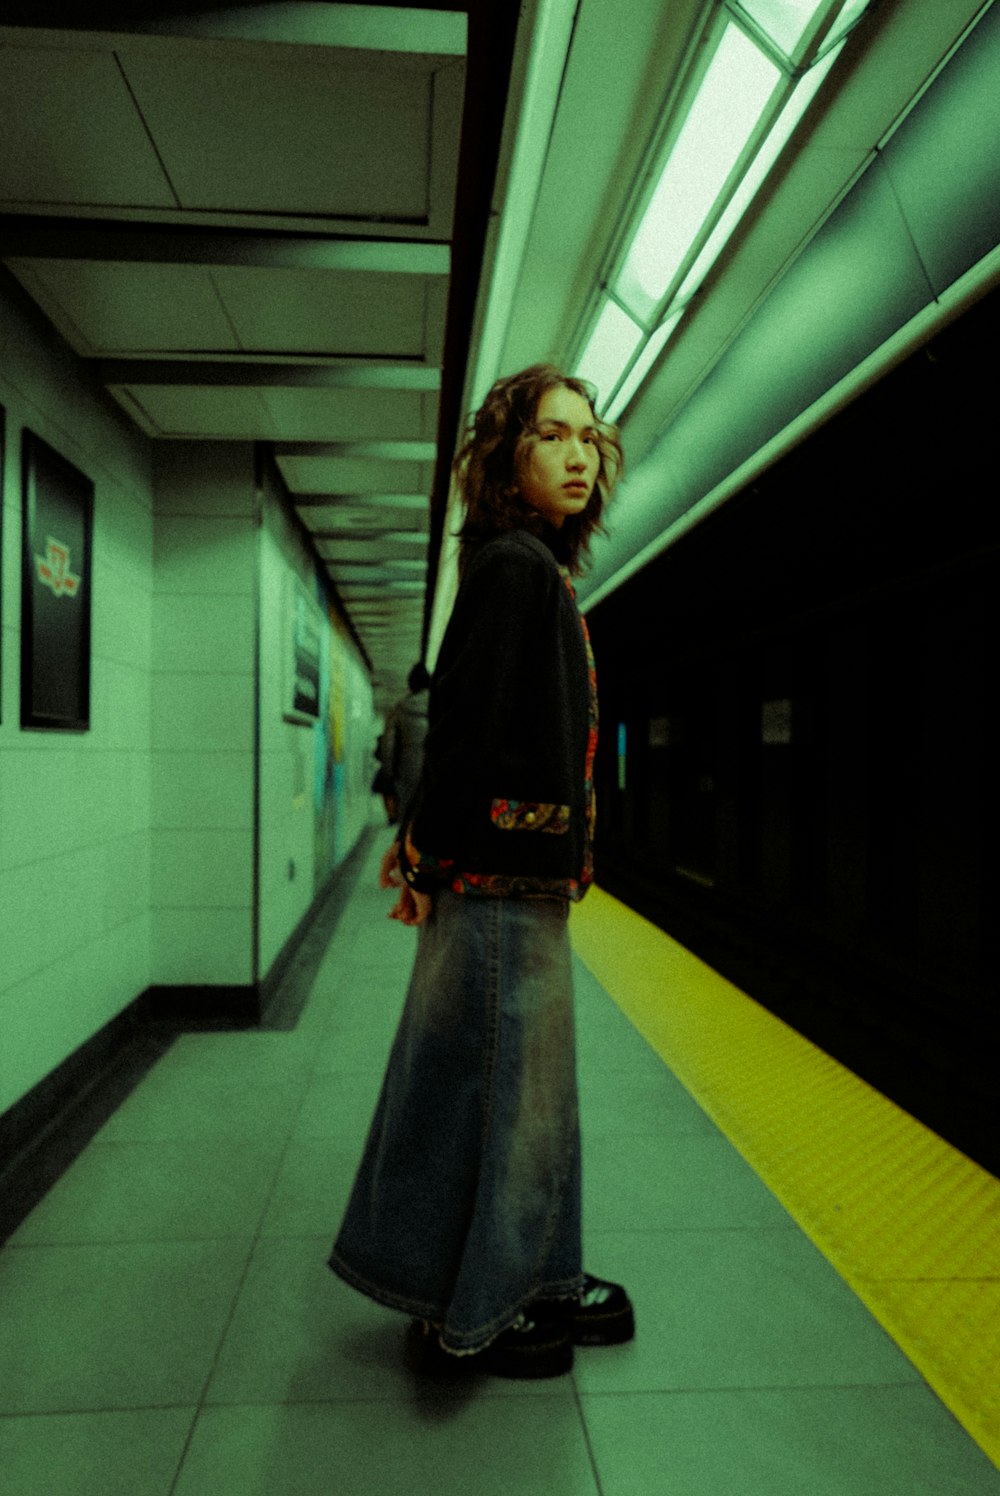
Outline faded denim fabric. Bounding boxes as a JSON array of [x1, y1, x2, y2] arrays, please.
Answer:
[[329, 888, 584, 1352]]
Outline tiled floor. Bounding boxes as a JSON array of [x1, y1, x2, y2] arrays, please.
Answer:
[[2, 835, 999, 1494]]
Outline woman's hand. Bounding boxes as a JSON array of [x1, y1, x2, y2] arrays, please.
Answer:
[[389, 885, 433, 926], [380, 839, 432, 925], [379, 840, 402, 889]]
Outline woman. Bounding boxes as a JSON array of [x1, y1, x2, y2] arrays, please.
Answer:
[[329, 364, 633, 1378]]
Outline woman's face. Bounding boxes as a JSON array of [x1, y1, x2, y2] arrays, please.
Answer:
[[516, 385, 601, 529]]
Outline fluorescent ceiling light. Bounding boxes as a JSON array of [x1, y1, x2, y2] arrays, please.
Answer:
[[674, 33, 844, 305], [615, 22, 781, 321], [576, 299, 644, 407], [604, 307, 686, 422], [732, 0, 826, 56], [572, 0, 872, 421]]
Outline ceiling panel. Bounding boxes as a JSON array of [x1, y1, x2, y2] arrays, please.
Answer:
[[6, 259, 239, 352], [351, 598, 425, 615], [120, 50, 446, 221], [317, 540, 427, 564], [0, 47, 173, 206], [879, 1, 1000, 296], [258, 387, 433, 443], [212, 266, 434, 356], [0, 2, 485, 708], [304, 505, 428, 536], [276, 455, 433, 494], [121, 385, 275, 438], [338, 579, 424, 597]]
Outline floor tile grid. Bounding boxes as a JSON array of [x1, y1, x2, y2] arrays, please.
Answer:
[[4, 835, 1000, 1493], [182, 841, 407, 1408], [173, 1025, 336, 1423], [179, 860, 1000, 1496], [0, 838, 397, 1494], [183, 840, 608, 1494], [152, 970, 389, 1493]]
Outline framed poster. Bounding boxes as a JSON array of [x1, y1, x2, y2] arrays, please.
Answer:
[[21, 430, 94, 731], [283, 574, 323, 725]]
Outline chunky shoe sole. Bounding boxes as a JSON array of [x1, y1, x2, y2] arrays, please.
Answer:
[[406, 1313, 574, 1380], [570, 1275, 636, 1346], [481, 1319, 574, 1379]]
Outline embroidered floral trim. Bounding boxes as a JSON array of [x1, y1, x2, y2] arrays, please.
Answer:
[[453, 871, 583, 900], [490, 798, 571, 834], [402, 827, 454, 886]]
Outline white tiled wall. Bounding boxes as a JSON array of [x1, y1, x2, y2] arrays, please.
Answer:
[[0, 274, 154, 1115], [150, 443, 257, 989], [1, 276, 378, 1120]]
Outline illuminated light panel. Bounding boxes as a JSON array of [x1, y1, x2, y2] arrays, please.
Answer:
[[604, 307, 685, 421], [573, 0, 870, 422], [731, 0, 825, 55], [674, 35, 844, 305], [615, 22, 782, 320], [575, 298, 644, 408]]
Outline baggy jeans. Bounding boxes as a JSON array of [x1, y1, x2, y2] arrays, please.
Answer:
[[329, 888, 584, 1353]]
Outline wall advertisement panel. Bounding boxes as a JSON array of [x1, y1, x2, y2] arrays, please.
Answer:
[[20, 430, 93, 731]]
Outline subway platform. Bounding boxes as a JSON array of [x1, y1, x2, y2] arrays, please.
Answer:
[[1, 829, 998, 1495]]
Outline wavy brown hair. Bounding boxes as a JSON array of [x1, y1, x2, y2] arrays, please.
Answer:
[[454, 364, 623, 574]]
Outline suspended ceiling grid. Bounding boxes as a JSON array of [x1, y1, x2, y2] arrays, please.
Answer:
[[3, 1, 997, 701], [0, 4, 465, 707]]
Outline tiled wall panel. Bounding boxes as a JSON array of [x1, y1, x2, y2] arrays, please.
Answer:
[[1, 287, 378, 1114], [149, 443, 257, 989], [0, 273, 154, 1113]]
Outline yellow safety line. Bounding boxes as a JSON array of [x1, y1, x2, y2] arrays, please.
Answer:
[[571, 886, 1000, 1468]]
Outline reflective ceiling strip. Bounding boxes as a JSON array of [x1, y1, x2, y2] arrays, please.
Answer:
[[0, 218, 450, 274], [577, 0, 1000, 610], [95, 362, 442, 389]]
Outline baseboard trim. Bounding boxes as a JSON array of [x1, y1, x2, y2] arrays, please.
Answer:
[[0, 999, 174, 1243], [139, 983, 261, 1028]]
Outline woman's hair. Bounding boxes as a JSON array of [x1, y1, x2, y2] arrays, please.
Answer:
[[453, 363, 624, 574]]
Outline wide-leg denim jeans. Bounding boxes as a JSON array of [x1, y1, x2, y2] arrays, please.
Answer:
[[329, 888, 584, 1353]]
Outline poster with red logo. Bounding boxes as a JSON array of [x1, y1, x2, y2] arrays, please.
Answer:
[[21, 430, 93, 730]]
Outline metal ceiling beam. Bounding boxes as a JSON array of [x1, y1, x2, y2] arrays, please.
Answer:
[[0, 216, 449, 274], [329, 560, 426, 572], [314, 529, 428, 543], [95, 359, 442, 389], [318, 549, 427, 563], [338, 583, 425, 596], [292, 494, 430, 510], [279, 442, 437, 461], [0, 4, 467, 56]]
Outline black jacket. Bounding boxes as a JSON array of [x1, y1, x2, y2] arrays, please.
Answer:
[[403, 529, 596, 897]]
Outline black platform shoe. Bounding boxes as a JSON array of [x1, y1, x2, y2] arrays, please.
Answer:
[[481, 1305, 574, 1379], [407, 1306, 574, 1380], [568, 1274, 635, 1346]]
